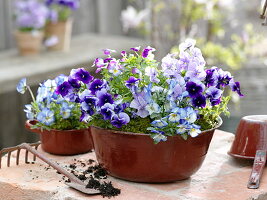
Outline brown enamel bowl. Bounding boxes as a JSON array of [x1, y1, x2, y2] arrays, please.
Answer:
[[228, 115, 267, 159], [90, 118, 222, 183], [25, 120, 93, 155]]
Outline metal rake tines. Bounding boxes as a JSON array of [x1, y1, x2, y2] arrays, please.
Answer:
[[0, 142, 41, 169]]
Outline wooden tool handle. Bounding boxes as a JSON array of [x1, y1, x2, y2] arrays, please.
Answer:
[[247, 150, 266, 189], [20, 143, 85, 185]]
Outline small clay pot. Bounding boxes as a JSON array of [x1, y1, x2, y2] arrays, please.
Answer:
[[14, 30, 44, 56], [25, 120, 93, 155], [90, 118, 222, 183], [228, 115, 267, 159], [45, 19, 72, 51]]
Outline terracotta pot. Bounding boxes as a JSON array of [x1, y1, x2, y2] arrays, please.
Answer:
[[228, 115, 267, 159], [14, 31, 44, 56], [90, 118, 222, 183], [45, 19, 72, 51], [25, 120, 93, 155]]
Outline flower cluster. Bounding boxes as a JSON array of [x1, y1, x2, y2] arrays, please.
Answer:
[[57, 39, 243, 143], [14, 0, 49, 31], [55, 68, 130, 128], [45, 0, 80, 22], [17, 75, 88, 130]]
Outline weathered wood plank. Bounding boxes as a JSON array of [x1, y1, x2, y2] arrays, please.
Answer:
[[3, 0, 16, 49], [0, 2, 6, 50], [97, 0, 123, 35], [72, 0, 98, 35]]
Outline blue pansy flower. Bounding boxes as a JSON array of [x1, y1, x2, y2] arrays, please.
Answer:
[[151, 130, 167, 143], [37, 108, 55, 126], [16, 78, 27, 94], [24, 104, 34, 120], [60, 102, 72, 119], [151, 119, 168, 128]]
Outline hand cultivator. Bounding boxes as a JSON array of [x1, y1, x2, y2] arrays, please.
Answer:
[[0, 142, 100, 195]]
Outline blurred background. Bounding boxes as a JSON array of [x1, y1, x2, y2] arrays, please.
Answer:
[[0, 0, 266, 149]]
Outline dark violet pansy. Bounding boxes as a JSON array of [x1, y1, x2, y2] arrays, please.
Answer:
[[83, 95, 98, 107], [205, 68, 217, 87], [125, 76, 140, 88], [229, 80, 244, 97], [71, 68, 93, 84], [96, 90, 114, 107], [142, 46, 155, 58], [68, 77, 81, 88], [111, 112, 130, 128], [89, 79, 106, 95], [210, 98, 221, 106], [100, 103, 115, 120], [56, 81, 72, 97], [186, 81, 204, 98], [216, 69, 232, 88], [114, 103, 128, 113], [81, 95, 98, 116], [80, 111, 92, 122], [192, 94, 206, 108]]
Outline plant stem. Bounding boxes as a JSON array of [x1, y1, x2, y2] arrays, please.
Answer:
[[27, 85, 36, 102]]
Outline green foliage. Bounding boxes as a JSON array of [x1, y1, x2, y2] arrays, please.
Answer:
[[196, 96, 230, 130], [32, 101, 90, 130], [100, 54, 159, 104], [50, 5, 72, 21], [19, 27, 39, 32], [89, 115, 152, 134]]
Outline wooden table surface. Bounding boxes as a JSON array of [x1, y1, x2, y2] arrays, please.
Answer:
[[0, 130, 265, 200]]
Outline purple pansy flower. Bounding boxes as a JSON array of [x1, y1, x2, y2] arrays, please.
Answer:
[[216, 69, 232, 88], [80, 111, 91, 122], [130, 46, 141, 52], [111, 112, 130, 128], [145, 67, 160, 83], [205, 86, 223, 100], [81, 95, 98, 116], [229, 80, 244, 97], [185, 66, 206, 81], [94, 58, 105, 73], [70, 68, 93, 84], [130, 92, 149, 118], [186, 81, 205, 98], [96, 90, 114, 107], [46, 0, 80, 10], [56, 81, 72, 96], [142, 46, 155, 58], [192, 94, 206, 108], [125, 76, 140, 89], [210, 98, 221, 106], [103, 48, 116, 55], [114, 103, 128, 113], [68, 77, 81, 88], [121, 51, 127, 56], [205, 68, 218, 87], [100, 103, 115, 120], [132, 68, 140, 74], [89, 79, 106, 95]]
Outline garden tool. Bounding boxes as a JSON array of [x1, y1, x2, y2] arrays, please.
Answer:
[[247, 123, 267, 189], [0, 142, 100, 195]]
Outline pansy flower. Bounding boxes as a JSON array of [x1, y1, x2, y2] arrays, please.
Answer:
[[70, 68, 93, 84], [111, 112, 130, 128]]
